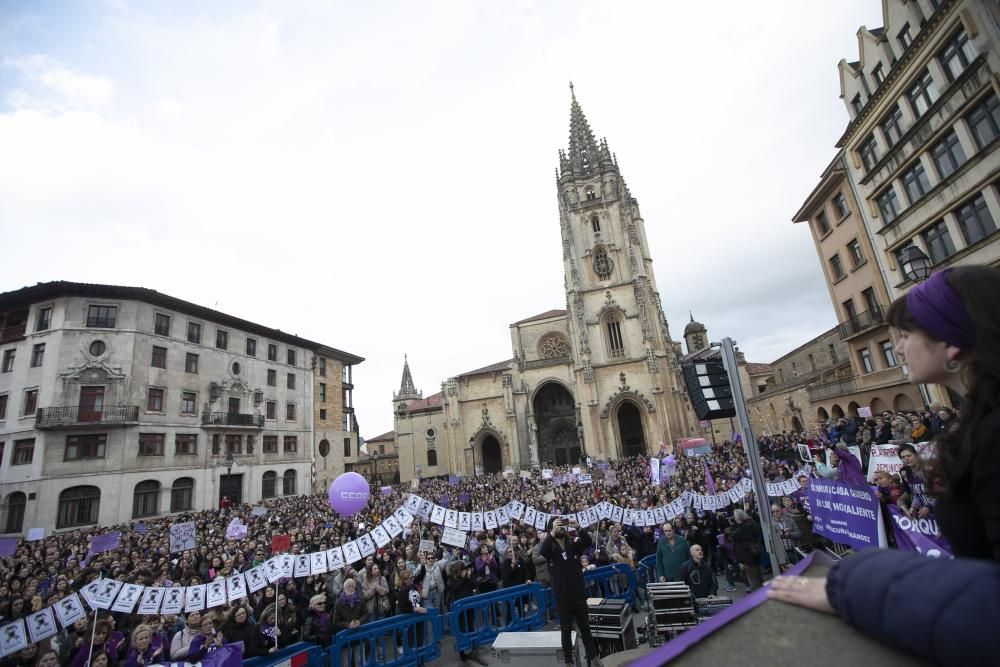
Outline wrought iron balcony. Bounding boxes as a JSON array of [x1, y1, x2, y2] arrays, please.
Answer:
[[201, 411, 265, 428], [35, 405, 139, 429], [838, 306, 886, 340]]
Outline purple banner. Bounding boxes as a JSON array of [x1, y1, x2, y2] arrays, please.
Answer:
[[808, 479, 881, 550], [380, 486, 393, 496], [457, 493, 470, 505], [0, 537, 16, 557], [887, 505, 953, 558], [448, 474, 459, 485], [438, 494, 450, 508], [91, 531, 121, 554], [703, 462, 716, 495]]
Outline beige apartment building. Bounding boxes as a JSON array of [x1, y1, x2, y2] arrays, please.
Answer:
[[313, 346, 364, 493]]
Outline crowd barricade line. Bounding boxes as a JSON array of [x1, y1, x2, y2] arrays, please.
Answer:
[[243, 641, 325, 667], [582, 563, 637, 606], [448, 583, 548, 653], [327, 608, 442, 667]]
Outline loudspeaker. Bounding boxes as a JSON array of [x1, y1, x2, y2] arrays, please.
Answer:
[[682, 359, 736, 420]]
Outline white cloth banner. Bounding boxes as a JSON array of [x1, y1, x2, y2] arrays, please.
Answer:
[[867, 444, 903, 482]]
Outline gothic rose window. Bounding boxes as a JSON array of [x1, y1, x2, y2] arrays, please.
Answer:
[[539, 333, 571, 359], [593, 246, 613, 280]]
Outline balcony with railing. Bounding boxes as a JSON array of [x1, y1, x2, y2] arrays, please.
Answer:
[[35, 405, 140, 429], [838, 306, 886, 340], [201, 411, 265, 428], [807, 378, 858, 402]]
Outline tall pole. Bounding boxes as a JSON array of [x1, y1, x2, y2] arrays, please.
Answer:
[[720, 337, 785, 576]]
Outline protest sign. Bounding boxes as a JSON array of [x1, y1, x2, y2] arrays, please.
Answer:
[[91, 531, 121, 554], [441, 527, 468, 549], [604, 469, 617, 486], [251, 505, 268, 517], [419, 539, 436, 554], [0, 538, 16, 558], [808, 479, 884, 550], [112, 583, 143, 613], [226, 518, 247, 541], [138, 588, 165, 615], [25, 608, 57, 644], [541, 469, 553, 480], [887, 505, 953, 558], [0, 619, 27, 658], [206, 580, 227, 608], [228, 573, 248, 602], [53, 595, 86, 628], [271, 534, 291, 553], [866, 444, 903, 482], [797, 444, 812, 464], [26, 528, 44, 542], [858, 406, 872, 418], [169, 521, 196, 553], [578, 474, 592, 484], [160, 588, 184, 615]]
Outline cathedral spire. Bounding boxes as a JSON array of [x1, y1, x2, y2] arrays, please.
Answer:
[[567, 83, 600, 176], [394, 354, 422, 400]]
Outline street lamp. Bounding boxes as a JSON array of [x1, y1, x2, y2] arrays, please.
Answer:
[[371, 452, 380, 485], [467, 437, 477, 476], [899, 244, 933, 283]]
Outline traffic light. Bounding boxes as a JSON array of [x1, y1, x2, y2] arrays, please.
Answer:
[[682, 358, 736, 420]]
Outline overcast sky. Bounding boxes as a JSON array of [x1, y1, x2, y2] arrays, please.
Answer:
[[0, 1, 884, 438]]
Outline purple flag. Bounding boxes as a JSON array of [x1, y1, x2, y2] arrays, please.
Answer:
[[457, 493, 470, 505], [91, 532, 121, 554], [448, 474, 459, 485], [836, 446, 868, 486], [0, 537, 16, 557], [225, 519, 247, 541], [380, 486, 393, 496], [133, 522, 147, 534], [887, 505, 953, 558], [808, 479, 882, 550], [438, 494, 450, 508], [703, 462, 716, 495]]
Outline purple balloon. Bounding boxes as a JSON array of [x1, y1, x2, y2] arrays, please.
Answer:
[[328, 472, 370, 516]]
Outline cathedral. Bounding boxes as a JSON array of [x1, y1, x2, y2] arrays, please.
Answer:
[[390, 87, 698, 481]]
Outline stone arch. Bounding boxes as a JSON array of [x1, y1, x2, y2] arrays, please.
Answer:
[[481, 436, 502, 474], [792, 416, 804, 431], [532, 381, 579, 467], [831, 404, 845, 419], [471, 427, 507, 475], [817, 406, 830, 422], [894, 394, 915, 411], [870, 397, 887, 415], [847, 401, 861, 418], [613, 398, 647, 459]]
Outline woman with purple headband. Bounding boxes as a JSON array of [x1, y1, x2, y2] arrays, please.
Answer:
[[769, 265, 1000, 667]]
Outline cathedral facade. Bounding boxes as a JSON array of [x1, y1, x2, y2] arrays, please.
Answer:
[[391, 89, 697, 482]]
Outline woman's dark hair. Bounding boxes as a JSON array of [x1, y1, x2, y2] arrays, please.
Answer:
[[887, 265, 1000, 492]]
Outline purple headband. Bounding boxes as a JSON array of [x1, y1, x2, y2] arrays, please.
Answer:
[[905, 268, 975, 348]]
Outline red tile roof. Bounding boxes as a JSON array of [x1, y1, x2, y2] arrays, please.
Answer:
[[402, 391, 444, 412], [511, 309, 567, 325]]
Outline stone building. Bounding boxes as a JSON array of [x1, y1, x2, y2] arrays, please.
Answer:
[[313, 346, 363, 493], [384, 89, 698, 482], [0, 282, 362, 533]]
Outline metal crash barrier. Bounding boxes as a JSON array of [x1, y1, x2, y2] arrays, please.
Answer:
[[448, 582, 548, 653], [328, 609, 443, 667], [583, 563, 637, 606], [244, 642, 325, 667]]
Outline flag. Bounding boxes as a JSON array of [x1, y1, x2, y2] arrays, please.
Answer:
[[448, 474, 459, 485], [438, 494, 450, 508], [133, 522, 147, 534], [226, 519, 247, 541], [380, 486, 393, 496], [0, 537, 16, 557], [91, 532, 121, 554], [271, 534, 290, 553], [703, 462, 716, 495]]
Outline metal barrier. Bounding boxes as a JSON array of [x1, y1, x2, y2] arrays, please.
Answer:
[[328, 609, 442, 667], [582, 563, 637, 606], [636, 554, 657, 607], [244, 642, 325, 667], [448, 583, 548, 653]]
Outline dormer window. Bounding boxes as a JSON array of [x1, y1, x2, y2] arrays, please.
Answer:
[[591, 216, 601, 233], [851, 94, 863, 115]]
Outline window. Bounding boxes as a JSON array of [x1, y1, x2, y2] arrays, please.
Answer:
[[180, 391, 197, 415], [1, 350, 13, 373], [939, 29, 978, 81], [923, 220, 957, 263], [897, 23, 912, 51], [267, 343, 278, 361], [287, 349, 296, 366], [246, 337, 257, 357], [287, 373, 296, 390], [132, 481, 159, 519], [606, 318, 625, 357], [151, 346, 167, 369], [591, 215, 601, 233], [212, 433, 221, 456], [847, 239, 864, 267], [955, 194, 997, 246], [832, 194, 849, 219], [880, 106, 905, 148], [862, 287, 880, 314], [344, 438, 352, 457], [57, 486, 100, 528], [592, 246, 613, 280], [880, 340, 897, 368], [901, 161, 931, 204], [4, 492, 25, 533], [146, 387, 164, 412], [216, 329, 228, 350], [808, 354, 816, 372], [829, 343, 838, 363], [265, 401, 276, 420], [283, 436, 298, 453], [815, 211, 830, 236], [828, 254, 845, 281], [876, 186, 901, 225], [585, 187, 596, 201], [966, 94, 1000, 150], [0, 394, 6, 420], [267, 369, 276, 386], [319, 408, 327, 420], [89, 340, 105, 357], [343, 366, 351, 384], [858, 348, 875, 373], [187, 321, 201, 344], [907, 70, 939, 118], [231, 361, 241, 375], [263, 436, 278, 453], [282, 469, 297, 495], [86, 305, 117, 328], [342, 413, 351, 431], [931, 130, 967, 179], [246, 435, 254, 455], [154, 313, 171, 336], [262, 471, 277, 498], [225, 434, 242, 455], [35, 307, 51, 332], [30, 343, 44, 367], [428, 450, 438, 466], [175, 434, 197, 455], [843, 299, 858, 324], [319, 357, 326, 377], [859, 134, 879, 170], [184, 353, 198, 374], [872, 63, 885, 87], [138, 433, 165, 456], [171, 478, 194, 512], [851, 94, 863, 115], [13, 438, 35, 465], [319, 383, 327, 402], [286, 402, 296, 421], [23, 389, 37, 416]]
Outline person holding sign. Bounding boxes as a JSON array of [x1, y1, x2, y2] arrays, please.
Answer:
[[540, 517, 602, 667]]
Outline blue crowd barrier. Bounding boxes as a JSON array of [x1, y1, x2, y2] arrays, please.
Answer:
[[448, 583, 548, 653], [244, 641, 325, 667], [637, 554, 657, 589], [582, 563, 637, 605], [328, 609, 443, 667]]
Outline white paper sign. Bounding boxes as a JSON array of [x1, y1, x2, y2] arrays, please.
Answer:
[[342, 541, 362, 564], [326, 547, 345, 572], [523, 507, 537, 527], [472, 512, 484, 532], [293, 555, 311, 578], [534, 512, 548, 531], [867, 444, 903, 482], [160, 588, 185, 615], [226, 573, 247, 602], [417, 500, 433, 520], [310, 551, 329, 575], [458, 512, 472, 531], [541, 469, 553, 479], [252, 505, 269, 517], [430, 505, 447, 526], [169, 521, 197, 553], [0, 619, 27, 658], [79, 580, 102, 610], [278, 554, 294, 579], [185, 584, 206, 612], [206, 580, 227, 608], [112, 583, 144, 613], [53, 594, 87, 628], [623, 509, 636, 526], [444, 509, 459, 529], [484, 511, 498, 530], [93, 579, 122, 610], [496, 506, 510, 525], [404, 494, 423, 513], [357, 534, 376, 557], [394, 508, 415, 528], [371, 525, 391, 548], [441, 527, 468, 549], [26, 608, 57, 644], [587, 507, 599, 525], [383, 516, 403, 537], [138, 587, 166, 615], [26, 528, 45, 542], [264, 558, 283, 584]]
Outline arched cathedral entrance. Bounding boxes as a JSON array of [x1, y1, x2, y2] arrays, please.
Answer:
[[481, 436, 502, 475], [533, 383, 580, 467], [617, 401, 646, 458]]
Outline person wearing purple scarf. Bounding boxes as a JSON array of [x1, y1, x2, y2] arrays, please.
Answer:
[[302, 594, 334, 647], [333, 578, 369, 632], [122, 624, 165, 667]]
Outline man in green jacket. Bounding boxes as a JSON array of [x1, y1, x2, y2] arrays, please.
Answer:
[[655, 524, 690, 582]]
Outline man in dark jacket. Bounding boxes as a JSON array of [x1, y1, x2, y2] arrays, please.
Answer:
[[731, 510, 764, 591], [679, 545, 718, 599], [446, 561, 487, 667], [540, 517, 603, 667]]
